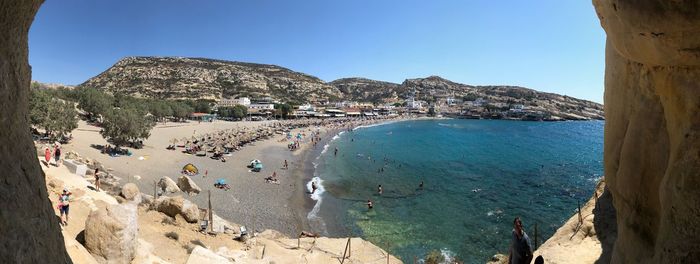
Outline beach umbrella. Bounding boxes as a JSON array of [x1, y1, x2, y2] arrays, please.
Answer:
[[182, 163, 199, 175]]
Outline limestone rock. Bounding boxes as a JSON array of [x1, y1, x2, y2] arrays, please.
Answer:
[[158, 176, 180, 194], [186, 246, 231, 264], [486, 254, 508, 264], [84, 203, 138, 264], [0, 1, 72, 262], [593, 1, 700, 262], [177, 175, 201, 196], [120, 183, 139, 202], [155, 196, 200, 223]]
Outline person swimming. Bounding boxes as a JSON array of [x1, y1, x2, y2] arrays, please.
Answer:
[[419, 181, 424, 189], [311, 181, 317, 194], [377, 184, 383, 195], [366, 199, 373, 209]]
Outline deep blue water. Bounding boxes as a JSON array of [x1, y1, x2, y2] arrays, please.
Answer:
[[308, 119, 603, 263]]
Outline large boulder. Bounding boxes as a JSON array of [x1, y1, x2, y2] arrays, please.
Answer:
[[177, 175, 201, 196], [593, 1, 700, 262], [84, 203, 138, 264], [155, 196, 200, 223], [120, 183, 140, 202], [158, 176, 181, 194], [186, 246, 231, 264]]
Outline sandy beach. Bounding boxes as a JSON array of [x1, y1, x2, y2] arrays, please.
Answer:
[[61, 117, 405, 237]]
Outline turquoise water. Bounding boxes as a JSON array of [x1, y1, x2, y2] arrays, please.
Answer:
[[308, 119, 604, 262]]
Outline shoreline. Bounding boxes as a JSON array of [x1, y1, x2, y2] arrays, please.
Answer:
[[60, 117, 415, 238]]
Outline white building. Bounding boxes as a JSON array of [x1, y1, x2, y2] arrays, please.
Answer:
[[219, 97, 251, 107], [248, 103, 275, 110], [298, 104, 316, 111], [407, 97, 423, 109]]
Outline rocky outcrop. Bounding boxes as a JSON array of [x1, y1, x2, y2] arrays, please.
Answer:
[[80, 57, 343, 103], [186, 246, 231, 264], [84, 204, 138, 264], [329, 77, 402, 104], [155, 196, 200, 223], [0, 1, 72, 263], [120, 183, 140, 202], [158, 176, 180, 194], [79, 56, 603, 120], [177, 175, 201, 196], [593, 1, 700, 262]]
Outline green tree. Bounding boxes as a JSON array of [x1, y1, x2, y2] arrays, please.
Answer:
[[218, 105, 247, 120], [29, 90, 78, 140], [169, 101, 193, 122], [77, 88, 113, 121], [274, 103, 292, 119], [100, 107, 155, 148], [149, 100, 173, 123]]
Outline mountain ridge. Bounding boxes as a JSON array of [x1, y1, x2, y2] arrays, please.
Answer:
[[78, 56, 604, 119]]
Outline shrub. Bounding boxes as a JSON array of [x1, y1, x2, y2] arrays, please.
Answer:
[[165, 231, 179, 240]]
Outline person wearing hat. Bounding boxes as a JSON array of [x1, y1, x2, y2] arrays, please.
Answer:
[[58, 188, 72, 226]]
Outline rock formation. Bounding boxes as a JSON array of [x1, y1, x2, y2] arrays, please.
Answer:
[[177, 175, 202, 196], [155, 196, 200, 223], [0, 0, 72, 263], [79, 56, 604, 120], [84, 203, 138, 264], [593, 0, 700, 262], [80, 56, 343, 103], [120, 183, 140, 202], [158, 176, 181, 194]]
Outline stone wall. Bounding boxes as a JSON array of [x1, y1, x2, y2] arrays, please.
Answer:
[[593, 1, 700, 262], [0, 0, 72, 263]]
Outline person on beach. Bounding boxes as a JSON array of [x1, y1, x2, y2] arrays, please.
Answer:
[[94, 168, 100, 191], [44, 147, 51, 166], [53, 145, 62, 166], [311, 181, 318, 194], [509, 217, 533, 264], [377, 185, 383, 195], [283, 160, 288, 169], [58, 189, 71, 226], [366, 199, 373, 209]]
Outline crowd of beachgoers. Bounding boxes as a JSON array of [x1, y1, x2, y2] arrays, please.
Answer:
[[169, 116, 404, 159]]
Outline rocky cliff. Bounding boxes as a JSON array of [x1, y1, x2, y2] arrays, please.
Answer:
[[80, 57, 604, 120], [329, 77, 402, 103], [593, 0, 700, 262], [80, 57, 343, 103], [0, 0, 72, 262]]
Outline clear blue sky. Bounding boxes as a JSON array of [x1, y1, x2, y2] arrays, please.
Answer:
[[29, 1, 606, 103]]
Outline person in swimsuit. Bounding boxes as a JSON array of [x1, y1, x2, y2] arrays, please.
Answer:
[[366, 199, 373, 209], [59, 189, 72, 226]]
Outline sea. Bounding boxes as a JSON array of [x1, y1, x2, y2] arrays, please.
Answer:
[[306, 119, 604, 263]]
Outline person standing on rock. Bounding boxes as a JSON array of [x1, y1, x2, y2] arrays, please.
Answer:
[[44, 146, 51, 167], [53, 145, 61, 166], [509, 217, 533, 264], [94, 168, 101, 192], [58, 189, 72, 226]]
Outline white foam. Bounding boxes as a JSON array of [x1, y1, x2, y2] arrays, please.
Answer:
[[352, 120, 400, 131], [306, 177, 326, 220]]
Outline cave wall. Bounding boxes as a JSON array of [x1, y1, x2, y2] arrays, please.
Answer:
[[0, 0, 72, 263], [593, 0, 700, 262]]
